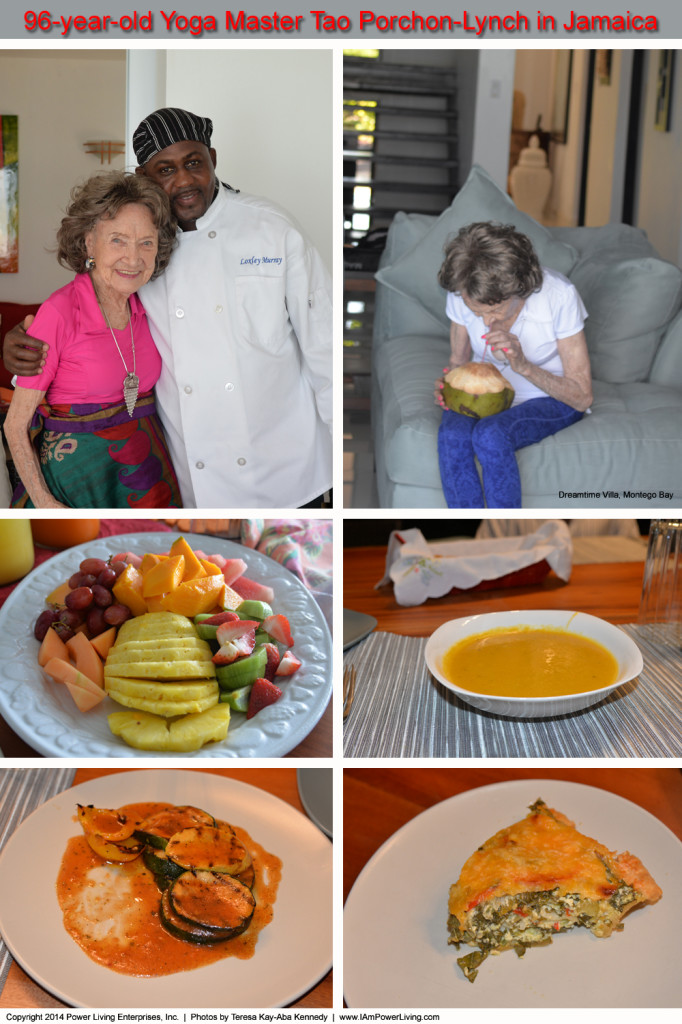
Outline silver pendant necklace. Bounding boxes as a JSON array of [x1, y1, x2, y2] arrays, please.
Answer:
[[99, 299, 139, 417]]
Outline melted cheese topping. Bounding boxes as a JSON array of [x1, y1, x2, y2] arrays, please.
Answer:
[[448, 803, 660, 922], [57, 802, 282, 977]]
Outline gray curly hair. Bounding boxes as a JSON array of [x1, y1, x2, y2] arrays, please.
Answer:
[[438, 221, 543, 304], [56, 170, 177, 279]]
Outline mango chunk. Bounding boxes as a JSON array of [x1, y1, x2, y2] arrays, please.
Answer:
[[113, 564, 148, 618], [170, 535, 206, 582], [160, 574, 224, 617], [142, 555, 185, 598]]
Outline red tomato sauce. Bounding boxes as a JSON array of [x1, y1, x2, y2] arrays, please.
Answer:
[[56, 802, 282, 977]]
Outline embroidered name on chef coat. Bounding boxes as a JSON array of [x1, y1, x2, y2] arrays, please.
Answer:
[[239, 256, 283, 266]]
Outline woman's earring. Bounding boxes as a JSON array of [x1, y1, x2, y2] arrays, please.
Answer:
[[85, 256, 95, 270]]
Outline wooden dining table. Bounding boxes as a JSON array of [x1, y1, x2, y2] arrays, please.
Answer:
[[344, 545, 645, 632], [0, 767, 332, 1009], [344, 766, 682, 901]]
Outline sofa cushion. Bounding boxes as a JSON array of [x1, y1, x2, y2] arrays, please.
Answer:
[[551, 223, 659, 261], [648, 309, 682, 389], [570, 254, 682, 384], [375, 164, 579, 331]]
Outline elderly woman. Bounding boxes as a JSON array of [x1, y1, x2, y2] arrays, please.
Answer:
[[4, 171, 181, 508], [435, 222, 592, 508]]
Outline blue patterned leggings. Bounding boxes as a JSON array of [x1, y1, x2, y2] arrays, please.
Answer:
[[438, 397, 584, 508]]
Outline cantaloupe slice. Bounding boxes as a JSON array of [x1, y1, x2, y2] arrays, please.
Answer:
[[46, 581, 71, 607], [43, 657, 106, 711], [38, 627, 69, 667], [90, 627, 117, 660], [66, 631, 104, 688]]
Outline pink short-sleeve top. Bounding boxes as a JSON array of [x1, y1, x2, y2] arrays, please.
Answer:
[[16, 273, 162, 405]]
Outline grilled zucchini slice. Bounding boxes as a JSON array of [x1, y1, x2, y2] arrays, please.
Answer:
[[159, 888, 236, 944], [169, 870, 256, 937], [134, 805, 216, 848], [165, 825, 251, 875]]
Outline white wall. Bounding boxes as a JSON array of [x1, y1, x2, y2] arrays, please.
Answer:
[[636, 50, 682, 266], [127, 50, 332, 271], [0, 51, 126, 303], [471, 51, 516, 188]]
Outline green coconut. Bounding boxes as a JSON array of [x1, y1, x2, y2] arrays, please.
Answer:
[[441, 362, 515, 419]]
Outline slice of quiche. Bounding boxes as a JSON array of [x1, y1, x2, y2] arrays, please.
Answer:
[[447, 799, 662, 982]]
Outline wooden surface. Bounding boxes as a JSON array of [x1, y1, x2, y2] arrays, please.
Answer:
[[344, 766, 682, 901], [0, 767, 332, 1009], [0, 699, 331, 759], [344, 546, 645, 635]]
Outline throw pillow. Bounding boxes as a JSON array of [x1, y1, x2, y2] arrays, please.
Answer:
[[571, 255, 682, 384], [375, 164, 579, 330]]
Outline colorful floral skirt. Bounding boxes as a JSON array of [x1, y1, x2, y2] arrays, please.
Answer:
[[11, 393, 182, 509]]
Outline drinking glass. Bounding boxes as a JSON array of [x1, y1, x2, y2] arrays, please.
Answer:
[[638, 519, 682, 645]]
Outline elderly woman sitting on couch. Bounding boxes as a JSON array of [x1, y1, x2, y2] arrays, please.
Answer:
[[435, 221, 593, 508]]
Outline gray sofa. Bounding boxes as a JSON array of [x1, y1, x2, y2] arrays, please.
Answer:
[[371, 165, 682, 508]]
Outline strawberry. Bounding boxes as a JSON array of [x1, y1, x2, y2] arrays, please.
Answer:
[[262, 642, 281, 681], [213, 623, 258, 665], [275, 650, 302, 676], [201, 610, 240, 626], [232, 575, 275, 604], [247, 677, 282, 719], [215, 619, 260, 645], [262, 613, 294, 648]]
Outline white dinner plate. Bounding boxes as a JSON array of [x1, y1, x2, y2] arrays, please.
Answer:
[[344, 779, 682, 1008], [0, 769, 332, 1007], [0, 532, 332, 757]]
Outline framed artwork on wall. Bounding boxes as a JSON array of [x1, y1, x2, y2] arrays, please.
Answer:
[[0, 115, 18, 273], [654, 50, 675, 131]]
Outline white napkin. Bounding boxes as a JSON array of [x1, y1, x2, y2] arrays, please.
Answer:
[[378, 520, 573, 606]]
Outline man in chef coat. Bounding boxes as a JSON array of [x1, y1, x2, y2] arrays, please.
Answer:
[[3, 107, 332, 509]]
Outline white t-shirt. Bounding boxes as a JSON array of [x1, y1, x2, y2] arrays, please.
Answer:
[[445, 267, 587, 405]]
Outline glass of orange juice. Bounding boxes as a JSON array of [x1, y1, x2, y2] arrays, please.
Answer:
[[31, 519, 100, 549], [0, 520, 35, 584]]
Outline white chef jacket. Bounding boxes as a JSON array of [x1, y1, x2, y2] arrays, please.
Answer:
[[139, 185, 332, 508]]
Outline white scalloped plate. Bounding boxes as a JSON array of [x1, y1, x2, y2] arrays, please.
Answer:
[[344, 779, 682, 1008], [0, 769, 333, 1007], [0, 533, 332, 757]]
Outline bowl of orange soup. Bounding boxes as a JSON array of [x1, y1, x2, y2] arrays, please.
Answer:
[[424, 610, 643, 718]]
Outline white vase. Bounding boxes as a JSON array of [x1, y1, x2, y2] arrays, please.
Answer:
[[509, 134, 552, 222]]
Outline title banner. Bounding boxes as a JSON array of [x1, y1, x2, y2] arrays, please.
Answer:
[[3, 0, 681, 39]]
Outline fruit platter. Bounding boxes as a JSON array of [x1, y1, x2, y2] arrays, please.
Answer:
[[0, 533, 332, 757]]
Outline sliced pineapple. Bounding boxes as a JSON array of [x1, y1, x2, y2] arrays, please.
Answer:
[[105, 684, 219, 718], [116, 612, 198, 642], [108, 704, 231, 752], [104, 659, 216, 680], [105, 676, 218, 702], [107, 638, 212, 660]]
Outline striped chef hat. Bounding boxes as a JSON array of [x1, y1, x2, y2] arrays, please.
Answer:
[[133, 107, 213, 166]]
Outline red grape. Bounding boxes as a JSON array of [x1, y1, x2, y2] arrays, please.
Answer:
[[103, 603, 132, 626], [109, 560, 127, 578], [79, 557, 108, 576], [65, 586, 94, 611], [58, 607, 84, 630], [69, 571, 96, 590], [53, 622, 75, 642], [34, 609, 59, 641], [91, 584, 113, 608], [96, 566, 117, 589], [86, 606, 107, 636]]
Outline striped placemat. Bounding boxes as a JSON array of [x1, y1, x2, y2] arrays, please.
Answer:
[[343, 626, 682, 758], [0, 768, 76, 993]]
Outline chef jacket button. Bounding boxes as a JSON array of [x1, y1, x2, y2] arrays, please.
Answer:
[[215, 305, 223, 313], [196, 461, 205, 470], [225, 382, 234, 392], [208, 231, 217, 238], [237, 457, 246, 466], [184, 385, 192, 394], [175, 308, 185, 318]]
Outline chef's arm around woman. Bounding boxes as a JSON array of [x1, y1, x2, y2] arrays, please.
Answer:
[[4, 387, 68, 508]]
